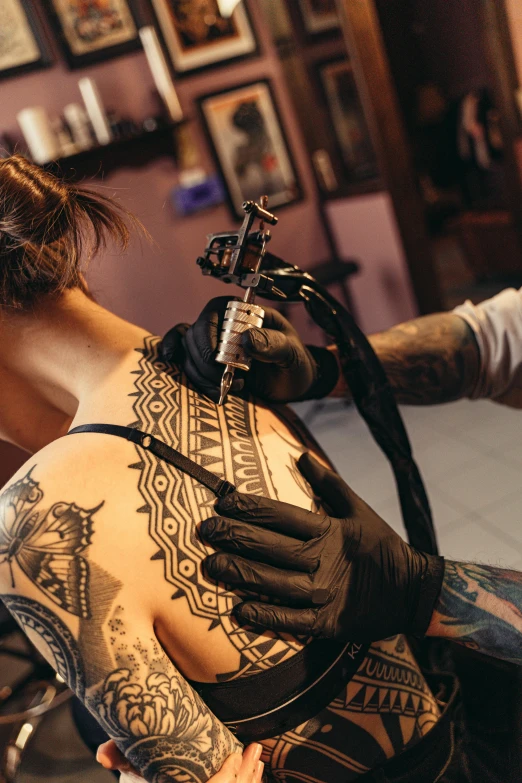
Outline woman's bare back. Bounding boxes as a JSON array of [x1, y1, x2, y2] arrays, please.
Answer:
[[0, 335, 440, 781]]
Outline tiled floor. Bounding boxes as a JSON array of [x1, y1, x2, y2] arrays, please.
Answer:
[[295, 396, 522, 571], [3, 396, 521, 779]]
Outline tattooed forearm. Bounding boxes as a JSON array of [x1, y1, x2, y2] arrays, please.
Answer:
[[330, 313, 480, 405], [427, 561, 522, 664], [91, 659, 240, 782]]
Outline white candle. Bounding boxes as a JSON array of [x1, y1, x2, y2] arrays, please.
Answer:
[[78, 77, 112, 145], [139, 26, 183, 122], [17, 107, 61, 164]]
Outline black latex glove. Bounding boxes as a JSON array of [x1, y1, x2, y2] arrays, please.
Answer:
[[161, 297, 339, 403], [200, 453, 445, 643]]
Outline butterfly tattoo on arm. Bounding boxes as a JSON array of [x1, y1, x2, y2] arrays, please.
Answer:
[[0, 469, 101, 619]]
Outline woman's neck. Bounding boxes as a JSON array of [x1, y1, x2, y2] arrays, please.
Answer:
[[0, 289, 149, 450]]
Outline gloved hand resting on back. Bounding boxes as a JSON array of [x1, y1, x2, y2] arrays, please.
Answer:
[[199, 452, 445, 643]]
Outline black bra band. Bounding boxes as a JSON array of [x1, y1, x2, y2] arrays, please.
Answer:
[[189, 638, 368, 742]]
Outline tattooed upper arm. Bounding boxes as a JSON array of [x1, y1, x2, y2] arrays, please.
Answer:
[[0, 463, 240, 782], [369, 314, 480, 405]]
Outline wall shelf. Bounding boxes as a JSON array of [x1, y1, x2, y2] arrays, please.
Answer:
[[46, 120, 186, 182]]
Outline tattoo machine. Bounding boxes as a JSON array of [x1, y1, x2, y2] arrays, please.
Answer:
[[197, 196, 280, 406], [196, 199, 439, 558]]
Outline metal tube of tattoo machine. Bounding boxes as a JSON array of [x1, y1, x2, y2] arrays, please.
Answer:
[[215, 197, 278, 405]]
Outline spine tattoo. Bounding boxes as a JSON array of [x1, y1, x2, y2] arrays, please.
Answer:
[[129, 337, 302, 678], [429, 560, 522, 665]]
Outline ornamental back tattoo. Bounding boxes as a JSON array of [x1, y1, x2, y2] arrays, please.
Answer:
[[128, 337, 442, 775], [0, 335, 442, 782]]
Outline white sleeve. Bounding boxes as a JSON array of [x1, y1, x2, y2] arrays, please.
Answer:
[[453, 287, 522, 408]]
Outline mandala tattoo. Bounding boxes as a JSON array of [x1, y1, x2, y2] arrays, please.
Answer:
[[0, 469, 99, 618], [129, 336, 301, 678]]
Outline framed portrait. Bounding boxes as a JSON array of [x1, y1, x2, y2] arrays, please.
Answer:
[[298, 0, 340, 35], [199, 80, 301, 220], [151, 0, 257, 75], [0, 0, 52, 80], [44, 0, 141, 69], [319, 59, 379, 184]]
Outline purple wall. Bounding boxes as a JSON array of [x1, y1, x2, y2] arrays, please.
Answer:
[[0, 1, 421, 480], [0, 1, 330, 335]]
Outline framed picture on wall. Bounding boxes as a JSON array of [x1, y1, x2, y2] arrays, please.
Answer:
[[319, 58, 379, 184], [0, 0, 52, 80], [199, 80, 301, 220], [298, 0, 340, 35], [151, 0, 257, 75], [44, 0, 141, 69]]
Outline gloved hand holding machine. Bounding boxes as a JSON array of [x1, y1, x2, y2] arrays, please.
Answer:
[[181, 195, 445, 645]]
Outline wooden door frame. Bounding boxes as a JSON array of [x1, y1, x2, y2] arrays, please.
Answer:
[[480, 1, 522, 245], [336, 0, 443, 314]]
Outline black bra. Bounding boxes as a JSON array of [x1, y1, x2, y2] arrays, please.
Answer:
[[68, 423, 369, 742]]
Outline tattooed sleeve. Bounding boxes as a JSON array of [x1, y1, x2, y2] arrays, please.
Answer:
[[331, 313, 480, 404], [428, 560, 522, 665]]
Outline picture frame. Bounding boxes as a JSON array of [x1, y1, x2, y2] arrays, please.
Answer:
[[298, 0, 340, 36], [151, 0, 258, 76], [199, 80, 301, 220], [0, 0, 52, 81], [44, 0, 142, 69], [318, 58, 379, 184]]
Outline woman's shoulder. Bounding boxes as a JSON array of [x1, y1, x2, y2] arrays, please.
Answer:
[[0, 430, 132, 503]]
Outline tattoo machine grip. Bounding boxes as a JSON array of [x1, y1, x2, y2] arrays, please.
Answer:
[[216, 300, 265, 371]]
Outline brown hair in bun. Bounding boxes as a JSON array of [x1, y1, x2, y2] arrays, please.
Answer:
[[0, 155, 142, 309]]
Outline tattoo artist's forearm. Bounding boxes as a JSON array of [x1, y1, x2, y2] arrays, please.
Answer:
[[330, 314, 480, 404], [427, 561, 522, 664]]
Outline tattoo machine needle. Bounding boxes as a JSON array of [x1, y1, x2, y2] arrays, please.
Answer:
[[212, 196, 278, 406]]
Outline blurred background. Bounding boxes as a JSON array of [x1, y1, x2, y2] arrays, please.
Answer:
[[1, 0, 522, 778]]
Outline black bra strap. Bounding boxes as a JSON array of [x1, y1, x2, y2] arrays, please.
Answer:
[[67, 424, 236, 499]]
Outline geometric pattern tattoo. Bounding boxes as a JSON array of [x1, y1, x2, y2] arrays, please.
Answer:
[[0, 469, 99, 618], [129, 336, 301, 679], [261, 637, 441, 781]]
